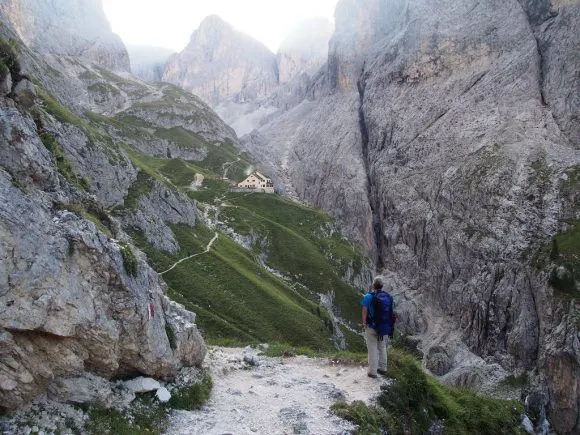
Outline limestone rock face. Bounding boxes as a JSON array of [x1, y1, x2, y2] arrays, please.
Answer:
[[124, 181, 198, 253], [0, 24, 212, 411], [238, 0, 579, 431], [0, 74, 11, 96], [0, 186, 203, 410], [163, 15, 279, 107], [517, 0, 580, 147], [328, 0, 405, 91], [0, 0, 130, 71], [277, 18, 333, 84]]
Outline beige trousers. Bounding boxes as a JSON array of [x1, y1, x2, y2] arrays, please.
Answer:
[[365, 327, 389, 375]]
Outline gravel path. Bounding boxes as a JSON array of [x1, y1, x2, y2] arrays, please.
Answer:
[[166, 347, 388, 435]]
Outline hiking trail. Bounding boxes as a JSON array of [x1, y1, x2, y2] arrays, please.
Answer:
[[167, 346, 388, 435], [159, 232, 219, 276]]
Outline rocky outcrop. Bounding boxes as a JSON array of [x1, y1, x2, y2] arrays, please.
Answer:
[[0, 0, 130, 71], [0, 25, 208, 411], [277, 18, 333, 84], [163, 15, 279, 107], [0, 182, 204, 409], [124, 181, 197, 253], [237, 0, 579, 431]]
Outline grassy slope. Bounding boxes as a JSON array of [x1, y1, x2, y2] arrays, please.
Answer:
[[70, 70, 369, 350], [219, 193, 364, 324]]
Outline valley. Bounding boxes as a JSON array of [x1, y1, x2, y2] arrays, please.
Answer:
[[0, 0, 578, 433]]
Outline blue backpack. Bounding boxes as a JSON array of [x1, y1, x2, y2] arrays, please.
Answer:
[[370, 290, 394, 339]]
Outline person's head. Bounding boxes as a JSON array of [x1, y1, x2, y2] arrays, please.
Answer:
[[372, 275, 384, 290]]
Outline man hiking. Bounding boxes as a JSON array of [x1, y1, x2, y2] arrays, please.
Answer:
[[361, 275, 395, 378]]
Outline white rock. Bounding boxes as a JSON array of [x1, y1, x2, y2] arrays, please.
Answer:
[[124, 377, 161, 393], [521, 415, 534, 434], [155, 387, 171, 402]]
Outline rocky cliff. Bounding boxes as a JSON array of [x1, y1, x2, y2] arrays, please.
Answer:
[[277, 18, 333, 85], [0, 15, 223, 411], [163, 15, 279, 107], [234, 0, 579, 432], [0, 0, 130, 71]]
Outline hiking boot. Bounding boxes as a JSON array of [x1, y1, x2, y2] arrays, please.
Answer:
[[377, 369, 387, 376], [367, 373, 378, 378]]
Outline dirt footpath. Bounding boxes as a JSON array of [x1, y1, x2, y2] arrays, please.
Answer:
[[166, 346, 389, 435]]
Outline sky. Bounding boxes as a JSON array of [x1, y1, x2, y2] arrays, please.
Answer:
[[102, 0, 339, 53]]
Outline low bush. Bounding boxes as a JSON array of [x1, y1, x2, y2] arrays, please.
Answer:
[[120, 243, 138, 277], [168, 373, 213, 410], [332, 348, 523, 434], [39, 132, 90, 192], [86, 393, 168, 434], [0, 37, 20, 81]]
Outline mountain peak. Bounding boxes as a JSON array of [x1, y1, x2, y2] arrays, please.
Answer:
[[196, 14, 233, 37], [165, 15, 278, 106]]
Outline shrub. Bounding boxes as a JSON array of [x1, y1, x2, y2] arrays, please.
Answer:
[[168, 373, 212, 410], [86, 393, 168, 434], [0, 37, 21, 81], [120, 243, 138, 277], [332, 349, 523, 434], [39, 132, 90, 191]]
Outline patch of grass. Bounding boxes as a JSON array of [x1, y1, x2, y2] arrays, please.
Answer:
[[549, 220, 579, 296], [391, 331, 423, 360], [187, 178, 231, 202], [88, 82, 121, 96], [120, 243, 138, 277], [502, 372, 529, 388], [159, 159, 201, 187], [120, 171, 155, 210], [262, 343, 367, 363], [79, 69, 100, 80], [0, 37, 21, 81], [86, 393, 168, 434], [563, 165, 580, 191], [531, 219, 580, 298], [332, 348, 524, 434], [339, 325, 367, 353], [7, 170, 25, 191], [153, 128, 252, 182], [168, 373, 212, 410], [36, 87, 86, 130], [115, 114, 155, 130], [207, 337, 260, 347], [155, 127, 208, 150], [332, 400, 391, 433], [55, 201, 114, 237], [39, 132, 90, 191]]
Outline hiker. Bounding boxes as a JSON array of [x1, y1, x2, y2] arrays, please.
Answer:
[[361, 275, 395, 378]]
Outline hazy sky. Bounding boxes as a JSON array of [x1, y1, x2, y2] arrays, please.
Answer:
[[103, 0, 339, 53]]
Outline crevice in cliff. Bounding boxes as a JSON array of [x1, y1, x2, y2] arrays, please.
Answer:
[[516, 0, 557, 107], [357, 76, 384, 268], [534, 37, 548, 107]]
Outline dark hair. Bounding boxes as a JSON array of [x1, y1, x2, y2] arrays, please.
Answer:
[[372, 276, 384, 290]]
